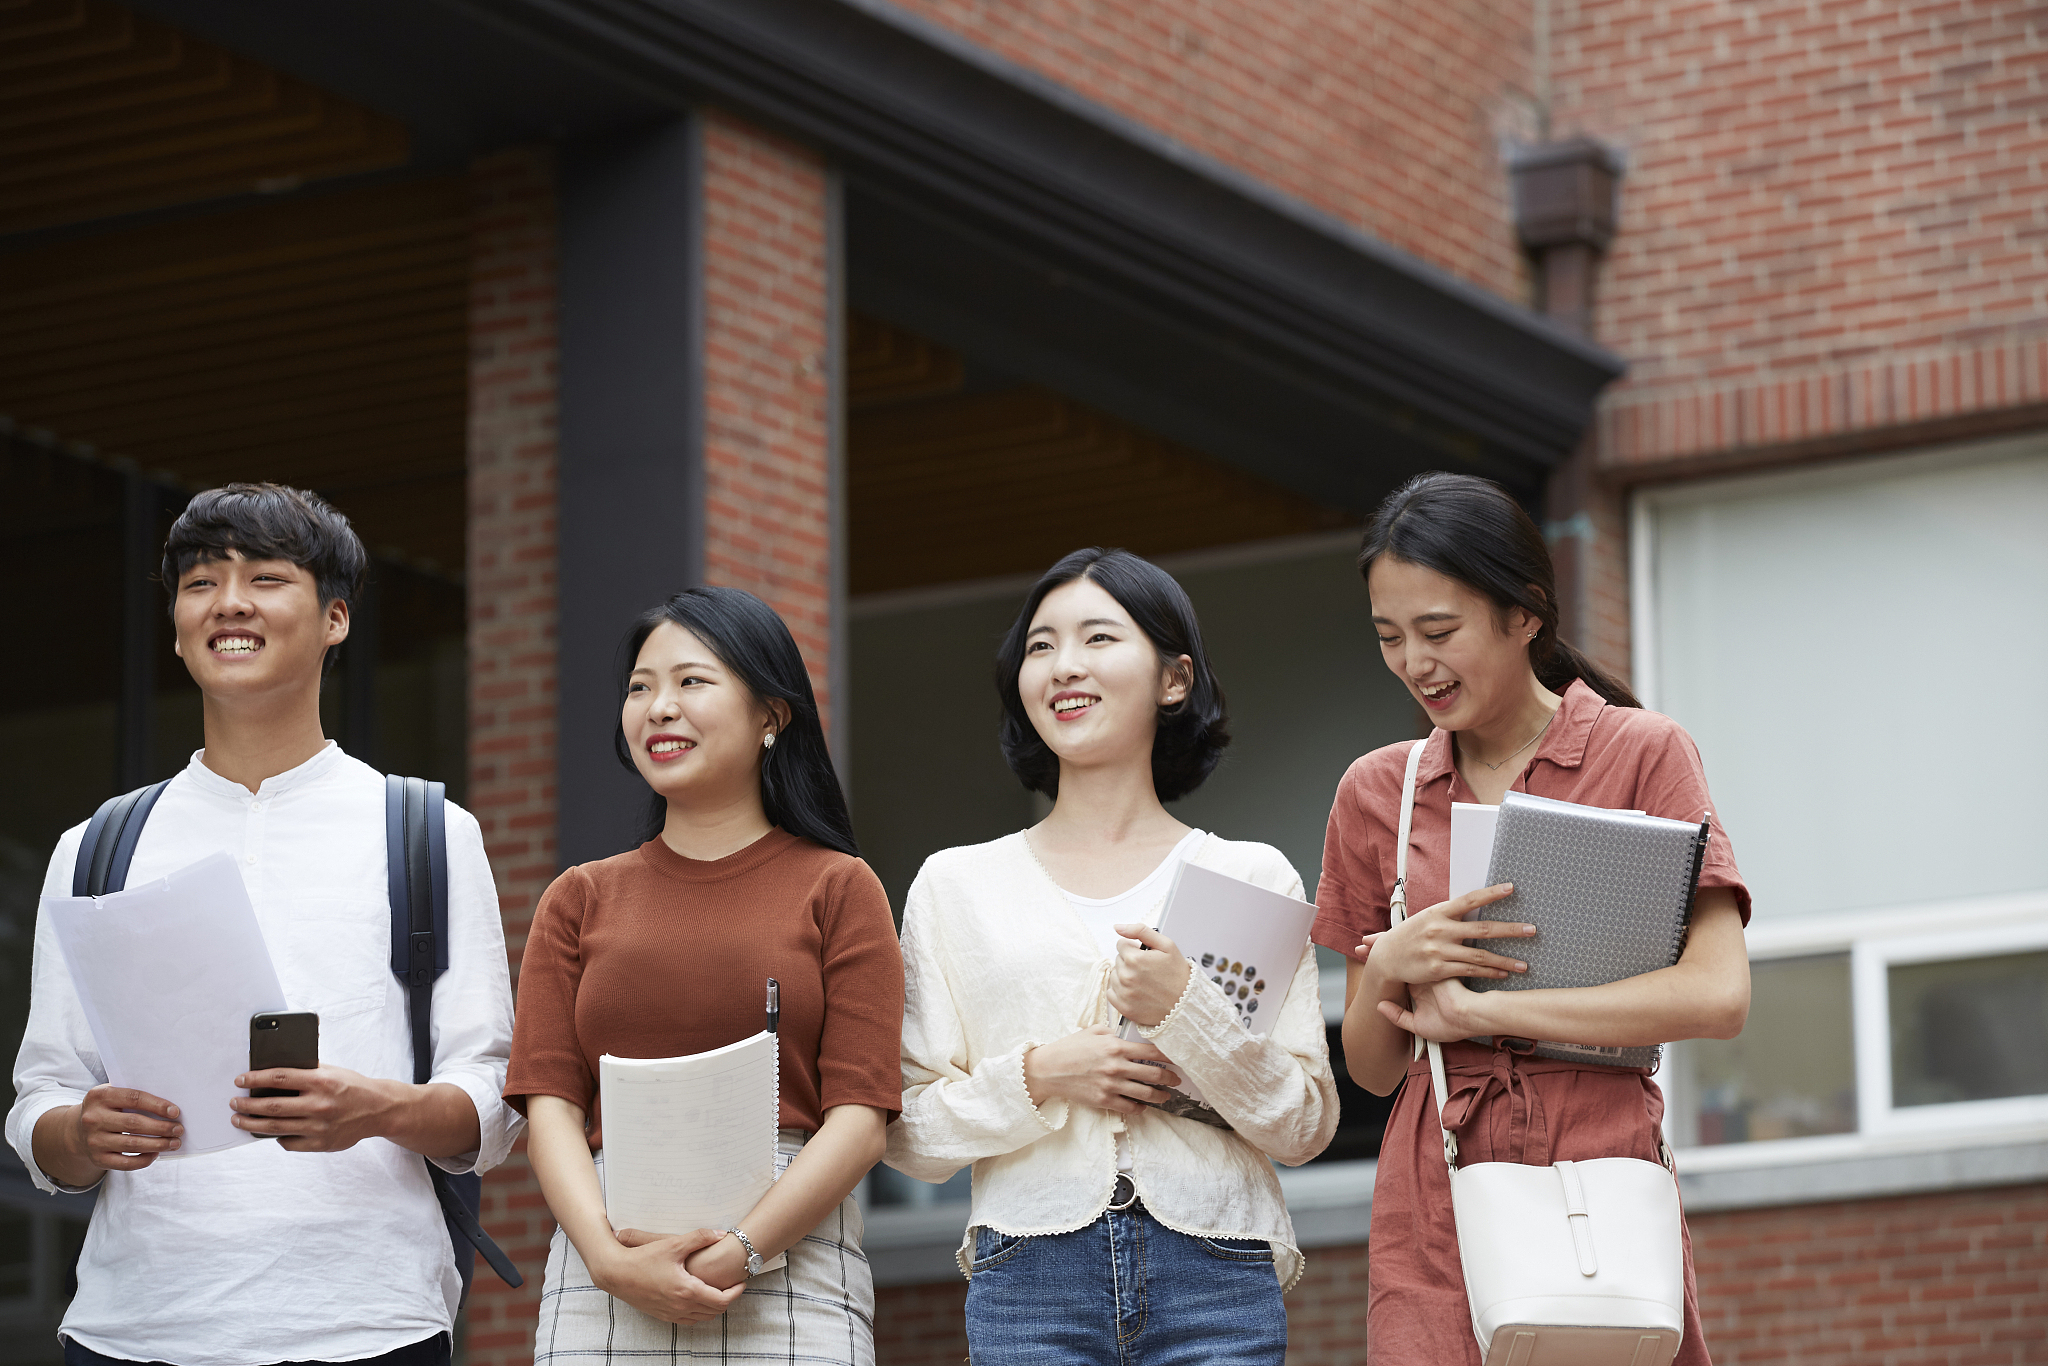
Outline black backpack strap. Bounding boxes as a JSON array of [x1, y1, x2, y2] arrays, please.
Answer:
[[72, 779, 174, 897], [388, 775, 440, 1086], [385, 775, 524, 1293]]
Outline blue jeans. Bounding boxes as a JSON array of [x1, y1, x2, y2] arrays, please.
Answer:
[[963, 1199, 1287, 1366]]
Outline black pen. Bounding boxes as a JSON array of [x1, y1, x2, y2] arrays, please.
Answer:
[[765, 977, 780, 1035]]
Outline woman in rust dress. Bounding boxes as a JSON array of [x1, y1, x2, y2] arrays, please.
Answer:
[[1315, 472, 1753, 1365]]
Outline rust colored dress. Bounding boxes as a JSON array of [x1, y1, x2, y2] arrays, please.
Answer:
[[1313, 681, 1752, 1366]]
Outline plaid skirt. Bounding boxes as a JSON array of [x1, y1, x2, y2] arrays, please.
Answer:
[[533, 1133, 875, 1366]]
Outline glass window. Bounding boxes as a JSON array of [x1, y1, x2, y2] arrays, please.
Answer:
[[1889, 950, 2048, 1108], [0, 442, 125, 1107], [1644, 446, 2048, 924], [1672, 953, 1856, 1145]]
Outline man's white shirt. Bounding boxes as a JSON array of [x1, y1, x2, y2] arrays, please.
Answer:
[[6, 743, 521, 1366]]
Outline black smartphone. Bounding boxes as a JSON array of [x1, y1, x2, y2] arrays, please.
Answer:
[[248, 1011, 319, 1097]]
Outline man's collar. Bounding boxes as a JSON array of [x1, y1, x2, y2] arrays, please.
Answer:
[[1416, 678, 1606, 782], [182, 739, 344, 799]]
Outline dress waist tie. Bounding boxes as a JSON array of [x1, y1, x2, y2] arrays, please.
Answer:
[[1435, 1046, 1552, 1167]]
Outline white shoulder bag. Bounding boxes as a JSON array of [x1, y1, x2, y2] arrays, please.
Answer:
[[1391, 739, 1687, 1366]]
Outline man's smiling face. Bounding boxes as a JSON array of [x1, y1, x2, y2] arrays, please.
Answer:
[[172, 552, 348, 701]]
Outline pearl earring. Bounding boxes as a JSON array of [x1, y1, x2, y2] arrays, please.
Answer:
[[762, 733, 776, 750]]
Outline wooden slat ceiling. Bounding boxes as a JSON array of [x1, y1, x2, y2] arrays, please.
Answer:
[[0, 0, 410, 236], [847, 314, 1352, 595], [0, 176, 470, 574]]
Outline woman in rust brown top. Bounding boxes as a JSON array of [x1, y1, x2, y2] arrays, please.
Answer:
[[1317, 474, 1752, 1365], [505, 586, 902, 1363]]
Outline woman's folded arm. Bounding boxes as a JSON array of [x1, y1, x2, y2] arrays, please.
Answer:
[[1141, 939, 1338, 1167]]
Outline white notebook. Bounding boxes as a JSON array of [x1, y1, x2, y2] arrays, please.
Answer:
[[599, 1030, 786, 1269], [43, 851, 287, 1157], [1118, 862, 1315, 1129]]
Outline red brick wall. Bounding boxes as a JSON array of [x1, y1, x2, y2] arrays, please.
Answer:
[[874, 1280, 968, 1366], [465, 143, 561, 1366], [1280, 1242, 1372, 1366], [881, 0, 1538, 303], [1533, 1, 2048, 677], [699, 107, 836, 727], [1548, 0, 2048, 469], [1688, 1182, 2048, 1365]]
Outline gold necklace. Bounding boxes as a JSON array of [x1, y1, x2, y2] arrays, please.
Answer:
[[1468, 712, 1555, 772]]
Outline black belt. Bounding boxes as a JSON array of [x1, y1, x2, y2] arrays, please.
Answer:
[[1107, 1173, 1140, 1211]]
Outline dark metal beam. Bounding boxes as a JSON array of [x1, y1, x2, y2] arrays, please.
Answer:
[[343, 568, 381, 772], [117, 475, 158, 792], [555, 116, 705, 868]]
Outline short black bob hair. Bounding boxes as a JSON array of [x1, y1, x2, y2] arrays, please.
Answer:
[[995, 548, 1229, 802], [161, 482, 368, 674], [1357, 472, 1641, 709], [613, 586, 858, 857]]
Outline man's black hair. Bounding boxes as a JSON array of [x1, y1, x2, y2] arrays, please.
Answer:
[[994, 547, 1230, 802], [161, 483, 368, 672]]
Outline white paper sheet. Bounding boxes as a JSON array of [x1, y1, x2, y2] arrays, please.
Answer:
[[599, 1031, 784, 1266], [1449, 802, 1501, 903], [44, 850, 287, 1157]]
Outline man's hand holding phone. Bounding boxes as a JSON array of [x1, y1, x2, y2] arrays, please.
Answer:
[[230, 1065, 402, 1152]]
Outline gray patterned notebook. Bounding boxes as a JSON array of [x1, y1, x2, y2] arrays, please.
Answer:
[[1465, 791, 1710, 1069]]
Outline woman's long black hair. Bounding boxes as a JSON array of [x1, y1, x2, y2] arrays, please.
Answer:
[[1358, 473, 1641, 709], [613, 586, 859, 856], [994, 547, 1231, 801]]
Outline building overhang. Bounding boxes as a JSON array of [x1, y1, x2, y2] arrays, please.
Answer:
[[127, 0, 1624, 503]]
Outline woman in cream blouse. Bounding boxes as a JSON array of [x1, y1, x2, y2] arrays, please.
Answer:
[[885, 548, 1338, 1365]]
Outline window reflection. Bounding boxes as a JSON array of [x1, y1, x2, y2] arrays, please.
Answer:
[[1672, 953, 1856, 1146], [1890, 951, 2048, 1108]]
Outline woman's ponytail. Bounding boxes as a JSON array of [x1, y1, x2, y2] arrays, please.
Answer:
[[1536, 636, 1639, 710], [1358, 473, 1642, 710]]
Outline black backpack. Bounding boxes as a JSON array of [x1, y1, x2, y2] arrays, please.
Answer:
[[74, 774, 523, 1298]]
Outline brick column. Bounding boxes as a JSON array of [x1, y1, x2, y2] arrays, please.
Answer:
[[1543, 442, 1632, 688], [699, 107, 836, 726], [465, 144, 560, 1366]]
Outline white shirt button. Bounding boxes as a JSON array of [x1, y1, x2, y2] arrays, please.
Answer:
[[245, 854, 258, 865], [250, 800, 264, 811]]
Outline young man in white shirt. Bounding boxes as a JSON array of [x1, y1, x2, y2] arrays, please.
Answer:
[[7, 483, 522, 1366]]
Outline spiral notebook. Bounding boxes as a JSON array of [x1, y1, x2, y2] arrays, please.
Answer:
[[1463, 791, 1710, 1069], [598, 1030, 786, 1270]]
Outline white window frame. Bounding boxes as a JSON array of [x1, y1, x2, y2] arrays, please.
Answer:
[[1852, 912, 2048, 1138], [1631, 445, 2048, 1173]]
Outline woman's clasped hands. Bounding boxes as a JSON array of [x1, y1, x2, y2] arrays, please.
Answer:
[[1355, 883, 1537, 1042], [591, 1225, 746, 1325]]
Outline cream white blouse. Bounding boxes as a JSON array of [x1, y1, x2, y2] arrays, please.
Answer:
[[884, 830, 1339, 1288]]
